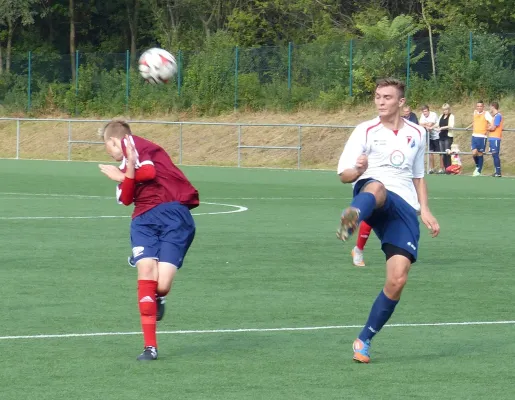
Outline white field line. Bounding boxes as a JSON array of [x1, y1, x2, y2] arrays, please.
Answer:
[[1, 192, 514, 201], [1, 320, 514, 341], [0, 201, 248, 220], [0, 192, 111, 199], [205, 196, 515, 201]]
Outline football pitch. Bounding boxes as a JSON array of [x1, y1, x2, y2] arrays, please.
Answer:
[[1, 159, 514, 400]]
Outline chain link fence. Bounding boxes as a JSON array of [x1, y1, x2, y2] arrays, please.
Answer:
[[1, 32, 514, 115]]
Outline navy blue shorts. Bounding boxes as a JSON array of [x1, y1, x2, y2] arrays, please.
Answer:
[[488, 138, 501, 154], [471, 137, 487, 152], [130, 202, 196, 268], [354, 179, 420, 263]]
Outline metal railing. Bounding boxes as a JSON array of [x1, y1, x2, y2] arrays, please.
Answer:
[[0, 117, 512, 172]]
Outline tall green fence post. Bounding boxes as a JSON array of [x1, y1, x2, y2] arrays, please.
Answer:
[[469, 32, 473, 61], [126, 50, 130, 114], [177, 50, 182, 96], [349, 39, 354, 97], [27, 51, 32, 112], [75, 50, 79, 115], [406, 35, 411, 89], [287, 42, 293, 96], [234, 46, 239, 111]]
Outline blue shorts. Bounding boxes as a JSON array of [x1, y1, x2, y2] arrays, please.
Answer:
[[130, 202, 196, 268], [488, 138, 501, 153], [354, 179, 420, 263], [471, 137, 487, 152]]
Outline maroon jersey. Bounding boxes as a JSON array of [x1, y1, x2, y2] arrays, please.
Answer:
[[117, 135, 199, 218]]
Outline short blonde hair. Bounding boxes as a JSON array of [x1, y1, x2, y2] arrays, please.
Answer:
[[100, 119, 132, 141], [442, 103, 451, 111]]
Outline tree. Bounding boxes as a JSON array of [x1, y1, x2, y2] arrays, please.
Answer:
[[126, 0, 140, 67], [353, 15, 425, 94], [227, 0, 343, 46], [0, 0, 39, 73], [69, 0, 75, 81], [419, 0, 435, 79]]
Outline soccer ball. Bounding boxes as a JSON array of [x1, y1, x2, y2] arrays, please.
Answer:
[[138, 48, 177, 84]]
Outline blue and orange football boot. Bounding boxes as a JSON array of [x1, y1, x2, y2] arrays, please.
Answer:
[[352, 338, 371, 363]]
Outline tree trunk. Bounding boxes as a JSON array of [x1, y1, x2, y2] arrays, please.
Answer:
[[420, 1, 436, 79], [167, 0, 178, 47], [70, 0, 76, 82], [6, 21, 13, 73], [127, 0, 139, 67], [0, 46, 3, 74]]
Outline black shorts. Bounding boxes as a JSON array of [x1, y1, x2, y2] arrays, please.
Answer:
[[429, 139, 439, 152]]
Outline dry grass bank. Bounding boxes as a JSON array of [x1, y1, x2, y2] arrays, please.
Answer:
[[1, 101, 514, 173]]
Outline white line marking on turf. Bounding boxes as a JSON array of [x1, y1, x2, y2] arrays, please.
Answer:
[[0, 215, 128, 220], [1, 192, 515, 201], [0, 192, 111, 199], [0, 202, 248, 220], [1, 320, 514, 340], [206, 196, 515, 201], [199, 202, 248, 215]]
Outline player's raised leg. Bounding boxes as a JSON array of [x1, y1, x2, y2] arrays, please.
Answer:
[[136, 257, 159, 361], [337, 181, 386, 242], [352, 221, 372, 267]]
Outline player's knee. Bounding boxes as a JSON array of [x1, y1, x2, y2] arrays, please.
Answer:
[[384, 273, 408, 299], [136, 258, 158, 280], [362, 182, 387, 206], [472, 149, 478, 156], [387, 274, 408, 289]]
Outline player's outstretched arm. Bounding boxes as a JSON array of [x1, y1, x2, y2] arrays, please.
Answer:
[[413, 177, 440, 238]]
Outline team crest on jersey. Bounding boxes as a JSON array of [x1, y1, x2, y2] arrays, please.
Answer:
[[390, 150, 405, 167]]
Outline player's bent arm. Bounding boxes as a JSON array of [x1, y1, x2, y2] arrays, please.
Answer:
[[119, 157, 136, 206], [135, 164, 156, 182], [339, 168, 361, 183], [118, 179, 135, 206], [337, 126, 367, 184]]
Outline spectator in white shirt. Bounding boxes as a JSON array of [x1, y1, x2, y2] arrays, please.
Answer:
[[419, 105, 441, 174]]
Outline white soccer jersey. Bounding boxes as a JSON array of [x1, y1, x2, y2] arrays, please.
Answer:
[[337, 117, 426, 211], [419, 111, 439, 140]]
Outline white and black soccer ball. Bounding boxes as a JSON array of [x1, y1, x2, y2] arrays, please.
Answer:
[[138, 48, 177, 84]]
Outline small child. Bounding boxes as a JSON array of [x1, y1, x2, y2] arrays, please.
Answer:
[[445, 143, 462, 175]]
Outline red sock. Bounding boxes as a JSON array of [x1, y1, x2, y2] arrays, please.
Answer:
[[356, 222, 372, 250], [138, 280, 158, 348]]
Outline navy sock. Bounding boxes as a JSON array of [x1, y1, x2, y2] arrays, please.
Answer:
[[358, 290, 399, 342], [493, 154, 501, 174], [350, 192, 376, 222], [477, 155, 484, 172], [473, 155, 478, 168]]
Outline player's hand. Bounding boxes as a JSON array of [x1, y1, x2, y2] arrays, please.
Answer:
[[420, 208, 440, 238], [355, 154, 368, 175], [125, 135, 137, 166], [99, 164, 125, 182]]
